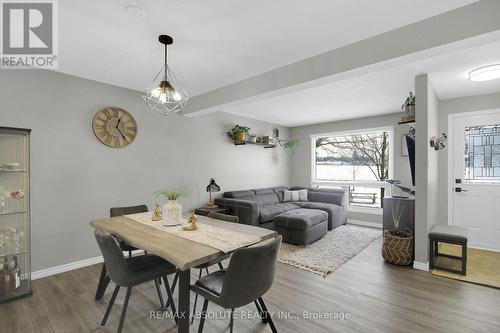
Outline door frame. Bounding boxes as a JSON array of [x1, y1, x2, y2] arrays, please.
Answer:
[[447, 108, 500, 227]]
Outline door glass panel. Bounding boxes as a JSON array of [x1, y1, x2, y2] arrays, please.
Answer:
[[465, 124, 500, 183]]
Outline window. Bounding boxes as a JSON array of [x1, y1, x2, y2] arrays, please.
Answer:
[[465, 124, 500, 183], [311, 128, 393, 210]]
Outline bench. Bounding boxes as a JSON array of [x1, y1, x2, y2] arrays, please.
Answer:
[[429, 225, 468, 275]]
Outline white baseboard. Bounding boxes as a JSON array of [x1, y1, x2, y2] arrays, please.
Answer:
[[32, 255, 103, 280], [347, 219, 382, 229], [413, 261, 429, 271], [32, 250, 145, 280]]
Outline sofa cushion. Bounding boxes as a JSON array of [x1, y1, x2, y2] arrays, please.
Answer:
[[271, 186, 288, 203], [291, 201, 344, 230], [251, 188, 280, 206], [223, 190, 256, 201], [259, 203, 299, 223], [283, 189, 308, 202], [274, 209, 328, 230]]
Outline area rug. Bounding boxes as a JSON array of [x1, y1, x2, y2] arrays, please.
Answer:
[[431, 244, 500, 289], [278, 225, 381, 277]]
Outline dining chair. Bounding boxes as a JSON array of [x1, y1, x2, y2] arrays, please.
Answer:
[[192, 235, 282, 333], [95, 204, 167, 310], [189, 212, 238, 323], [94, 230, 178, 333]]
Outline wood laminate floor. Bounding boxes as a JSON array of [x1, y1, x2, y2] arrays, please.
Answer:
[[1, 237, 499, 333]]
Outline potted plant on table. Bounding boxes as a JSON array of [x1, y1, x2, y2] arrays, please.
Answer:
[[227, 125, 250, 144], [154, 190, 189, 227], [382, 180, 413, 266]]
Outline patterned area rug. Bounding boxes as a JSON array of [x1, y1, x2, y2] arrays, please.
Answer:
[[278, 225, 381, 277]]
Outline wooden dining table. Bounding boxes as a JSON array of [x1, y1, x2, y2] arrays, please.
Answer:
[[90, 213, 277, 333]]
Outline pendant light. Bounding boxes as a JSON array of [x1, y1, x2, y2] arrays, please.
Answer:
[[143, 35, 189, 115]]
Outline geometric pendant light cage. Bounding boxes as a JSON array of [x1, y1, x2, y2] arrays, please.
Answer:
[[143, 35, 189, 115]]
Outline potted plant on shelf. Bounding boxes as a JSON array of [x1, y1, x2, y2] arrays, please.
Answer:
[[227, 125, 250, 144], [248, 133, 257, 143], [381, 180, 413, 266], [401, 91, 416, 122], [154, 190, 189, 227]]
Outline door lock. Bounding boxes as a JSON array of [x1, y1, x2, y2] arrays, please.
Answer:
[[455, 187, 468, 192]]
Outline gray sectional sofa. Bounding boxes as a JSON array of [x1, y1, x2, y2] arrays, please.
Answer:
[[214, 186, 347, 245]]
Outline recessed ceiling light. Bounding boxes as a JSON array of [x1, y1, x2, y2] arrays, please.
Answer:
[[469, 65, 500, 82]]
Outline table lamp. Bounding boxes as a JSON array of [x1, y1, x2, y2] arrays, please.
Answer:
[[205, 178, 220, 208]]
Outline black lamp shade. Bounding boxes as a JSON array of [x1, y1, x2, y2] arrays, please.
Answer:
[[206, 178, 220, 192]]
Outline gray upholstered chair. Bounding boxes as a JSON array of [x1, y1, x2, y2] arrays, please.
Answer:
[[95, 204, 152, 301], [206, 212, 239, 223], [192, 235, 282, 333], [94, 230, 178, 333]]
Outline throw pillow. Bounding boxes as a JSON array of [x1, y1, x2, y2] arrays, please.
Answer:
[[283, 189, 308, 202]]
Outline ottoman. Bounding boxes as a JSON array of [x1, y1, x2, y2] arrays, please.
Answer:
[[429, 225, 468, 275], [274, 209, 328, 245]]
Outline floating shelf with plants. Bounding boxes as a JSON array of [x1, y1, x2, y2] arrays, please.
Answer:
[[234, 141, 276, 149]]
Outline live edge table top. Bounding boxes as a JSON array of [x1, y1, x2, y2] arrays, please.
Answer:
[[89, 214, 277, 271]]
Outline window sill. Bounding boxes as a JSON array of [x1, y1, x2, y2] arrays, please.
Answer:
[[348, 205, 383, 215]]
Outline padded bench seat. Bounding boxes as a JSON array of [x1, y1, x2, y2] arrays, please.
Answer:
[[429, 225, 468, 275], [274, 209, 328, 245]]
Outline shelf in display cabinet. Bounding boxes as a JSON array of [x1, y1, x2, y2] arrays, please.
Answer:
[[0, 170, 27, 173], [0, 211, 27, 216], [0, 250, 27, 259], [0, 279, 32, 304]]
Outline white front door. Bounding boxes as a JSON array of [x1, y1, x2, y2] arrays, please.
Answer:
[[450, 110, 500, 252]]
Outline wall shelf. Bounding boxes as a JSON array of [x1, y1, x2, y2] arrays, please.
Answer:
[[398, 120, 415, 125], [234, 141, 276, 149]]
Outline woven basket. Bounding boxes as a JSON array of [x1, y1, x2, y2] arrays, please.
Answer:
[[382, 229, 413, 266]]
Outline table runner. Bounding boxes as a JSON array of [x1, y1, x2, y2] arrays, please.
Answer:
[[124, 212, 261, 253]]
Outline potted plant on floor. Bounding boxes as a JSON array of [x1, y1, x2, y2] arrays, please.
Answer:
[[382, 180, 413, 266], [227, 125, 250, 144]]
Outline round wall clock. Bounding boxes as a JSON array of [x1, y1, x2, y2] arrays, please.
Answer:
[[92, 106, 137, 148]]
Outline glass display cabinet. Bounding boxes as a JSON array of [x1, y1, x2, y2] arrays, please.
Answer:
[[0, 127, 32, 303]]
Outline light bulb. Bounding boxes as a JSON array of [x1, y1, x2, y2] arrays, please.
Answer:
[[173, 91, 182, 102], [152, 87, 162, 98], [159, 94, 167, 103]]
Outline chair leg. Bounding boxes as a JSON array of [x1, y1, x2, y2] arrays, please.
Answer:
[[163, 276, 178, 325], [205, 267, 210, 275], [171, 271, 179, 294], [229, 308, 234, 333], [198, 298, 209, 333], [254, 300, 267, 323], [128, 250, 132, 258], [258, 298, 277, 333], [117, 287, 132, 333], [100, 284, 120, 327], [217, 262, 224, 270], [95, 264, 109, 300], [191, 269, 204, 324], [154, 278, 165, 309]]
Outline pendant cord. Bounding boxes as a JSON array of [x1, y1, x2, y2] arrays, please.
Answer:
[[164, 44, 168, 80]]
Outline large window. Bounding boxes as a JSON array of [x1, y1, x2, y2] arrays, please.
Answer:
[[311, 128, 393, 210]]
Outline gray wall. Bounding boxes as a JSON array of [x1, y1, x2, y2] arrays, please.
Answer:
[[290, 113, 413, 224], [437, 92, 500, 225], [0, 70, 291, 272]]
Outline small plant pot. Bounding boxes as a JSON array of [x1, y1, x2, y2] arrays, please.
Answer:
[[248, 136, 257, 143], [235, 132, 247, 144], [382, 228, 413, 265]]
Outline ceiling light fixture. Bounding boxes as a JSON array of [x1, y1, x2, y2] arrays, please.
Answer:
[[469, 64, 500, 82], [143, 35, 189, 115]]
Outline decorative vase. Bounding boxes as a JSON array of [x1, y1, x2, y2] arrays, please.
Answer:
[[162, 200, 182, 226], [382, 228, 413, 266], [248, 135, 257, 143]]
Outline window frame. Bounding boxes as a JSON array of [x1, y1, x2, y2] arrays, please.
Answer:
[[309, 126, 395, 214]]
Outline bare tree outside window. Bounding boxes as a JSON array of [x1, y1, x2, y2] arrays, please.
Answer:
[[315, 131, 390, 207]]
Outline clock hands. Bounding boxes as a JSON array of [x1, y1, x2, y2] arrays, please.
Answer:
[[115, 114, 128, 142]]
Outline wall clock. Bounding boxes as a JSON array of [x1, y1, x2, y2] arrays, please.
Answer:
[[92, 106, 137, 148]]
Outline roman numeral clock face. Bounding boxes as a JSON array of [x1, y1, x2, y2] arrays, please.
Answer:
[[92, 107, 137, 148]]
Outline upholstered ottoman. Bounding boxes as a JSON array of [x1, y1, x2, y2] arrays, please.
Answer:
[[429, 225, 468, 275], [274, 209, 328, 245]]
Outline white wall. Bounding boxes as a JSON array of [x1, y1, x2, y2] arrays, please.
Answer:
[[414, 74, 440, 264], [290, 112, 412, 224], [0, 70, 291, 272], [437, 92, 500, 225]]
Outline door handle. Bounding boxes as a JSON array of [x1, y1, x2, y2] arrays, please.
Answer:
[[455, 188, 468, 193]]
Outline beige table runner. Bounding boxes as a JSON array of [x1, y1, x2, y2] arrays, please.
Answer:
[[124, 212, 261, 253]]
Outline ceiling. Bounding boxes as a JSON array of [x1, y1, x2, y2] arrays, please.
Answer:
[[59, 0, 477, 96], [222, 40, 500, 127]]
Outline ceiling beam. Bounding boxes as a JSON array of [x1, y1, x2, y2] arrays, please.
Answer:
[[182, 0, 500, 117]]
